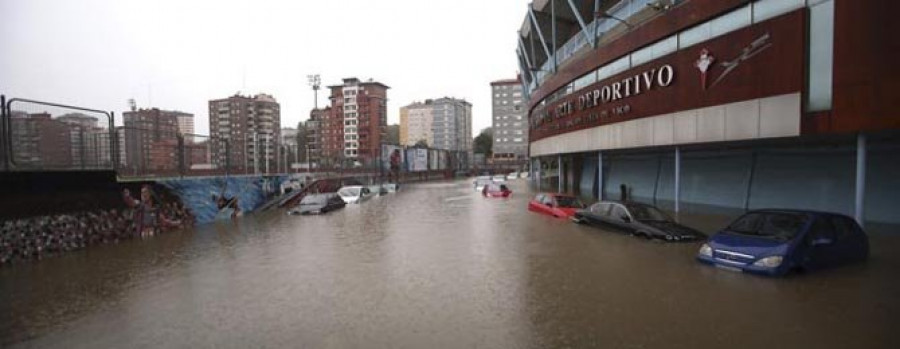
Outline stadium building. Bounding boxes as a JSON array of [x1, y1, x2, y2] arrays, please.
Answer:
[[517, 0, 899, 233]]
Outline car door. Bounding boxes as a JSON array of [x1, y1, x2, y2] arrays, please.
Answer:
[[585, 203, 609, 225], [542, 196, 558, 216], [804, 216, 840, 269], [830, 216, 869, 264], [529, 194, 544, 212], [608, 204, 634, 232]]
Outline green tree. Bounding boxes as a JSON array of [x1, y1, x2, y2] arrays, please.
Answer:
[[414, 139, 429, 148], [473, 127, 493, 157], [385, 124, 400, 145]]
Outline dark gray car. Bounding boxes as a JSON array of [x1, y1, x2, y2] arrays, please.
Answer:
[[572, 201, 706, 242], [289, 193, 347, 215]]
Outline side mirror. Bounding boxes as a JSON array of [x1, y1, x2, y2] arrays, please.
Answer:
[[811, 237, 833, 246], [621, 215, 632, 223]]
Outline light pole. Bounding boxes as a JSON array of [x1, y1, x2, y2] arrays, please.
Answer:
[[307, 74, 321, 109]]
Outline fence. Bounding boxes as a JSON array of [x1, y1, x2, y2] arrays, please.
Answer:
[[2, 96, 116, 172]]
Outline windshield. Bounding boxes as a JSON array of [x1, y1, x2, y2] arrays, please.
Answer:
[[727, 212, 808, 241], [554, 196, 585, 209], [627, 205, 670, 222]]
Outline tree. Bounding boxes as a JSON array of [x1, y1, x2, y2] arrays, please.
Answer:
[[414, 139, 429, 148], [295, 121, 308, 162], [385, 124, 400, 145], [473, 127, 493, 157]]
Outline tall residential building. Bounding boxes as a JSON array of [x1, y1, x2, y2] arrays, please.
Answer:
[[208, 93, 281, 173], [490, 78, 527, 161], [399, 103, 433, 146], [306, 108, 328, 166], [322, 78, 389, 164], [122, 108, 182, 172], [9, 112, 73, 168], [58, 113, 103, 167], [176, 114, 195, 136], [399, 97, 473, 166]]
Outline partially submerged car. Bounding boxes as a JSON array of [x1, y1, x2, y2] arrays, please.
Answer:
[[337, 186, 374, 204], [527, 193, 585, 219], [573, 201, 705, 241], [288, 193, 346, 215], [482, 183, 512, 198], [696, 209, 869, 276]]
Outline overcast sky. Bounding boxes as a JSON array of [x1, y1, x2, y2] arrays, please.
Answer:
[[0, 0, 528, 136]]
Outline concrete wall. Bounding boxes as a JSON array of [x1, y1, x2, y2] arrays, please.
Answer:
[[570, 138, 900, 234]]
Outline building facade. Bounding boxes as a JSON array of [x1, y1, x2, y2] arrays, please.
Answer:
[[399, 98, 473, 167], [9, 112, 73, 169], [320, 78, 389, 166], [122, 108, 182, 173], [490, 78, 527, 161], [517, 0, 900, 233], [306, 108, 327, 166], [208, 94, 281, 173], [176, 114, 195, 137]]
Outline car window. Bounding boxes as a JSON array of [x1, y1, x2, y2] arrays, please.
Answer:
[[830, 216, 858, 241], [626, 205, 669, 221], [591, 203, 609, 216], [542, 196, 554, 205], [499, 185, 509, 191], [611, 205, 628, 220], [534, 194, 545, 202], [811, 217, 837, 241], [729, 212, 808, 241]]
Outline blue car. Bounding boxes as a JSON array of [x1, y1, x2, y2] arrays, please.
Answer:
[[696, 209, 869, 276]]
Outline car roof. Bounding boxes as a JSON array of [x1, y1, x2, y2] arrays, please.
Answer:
[[744, 209, 854, 220]]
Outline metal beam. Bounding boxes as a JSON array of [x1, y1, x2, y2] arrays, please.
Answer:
[[528, 4, 554, 72], [557, 155, 563, 193], [516, 40, 537, 82], [855, 133, 866, 227], [551, 0, 558, 71], [568, 0, 597, 48], [674, 147, 681, 221], [597, 151, 603, 200]]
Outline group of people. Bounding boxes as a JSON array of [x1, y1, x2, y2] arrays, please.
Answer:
[[0, 185, 194, 265]]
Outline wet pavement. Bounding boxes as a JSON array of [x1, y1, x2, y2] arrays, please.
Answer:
[[2, 178, 899, 348]]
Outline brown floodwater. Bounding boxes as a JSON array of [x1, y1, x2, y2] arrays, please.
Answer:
[[1, 179, 899, 348]]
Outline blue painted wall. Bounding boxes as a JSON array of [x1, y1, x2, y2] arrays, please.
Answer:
[[157, 175, 286, 225]]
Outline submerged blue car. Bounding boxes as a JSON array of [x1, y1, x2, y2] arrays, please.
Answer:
[[697, 209, 869, 276]]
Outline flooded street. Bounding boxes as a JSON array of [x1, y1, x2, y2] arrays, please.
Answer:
[[2, 178, 899, 348]]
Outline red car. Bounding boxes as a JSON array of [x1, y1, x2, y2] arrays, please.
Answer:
[[482, 183, 512, 198], [528, 193, 585, 219]]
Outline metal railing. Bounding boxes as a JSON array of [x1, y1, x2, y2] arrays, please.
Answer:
[[2, 96, 116, 172]]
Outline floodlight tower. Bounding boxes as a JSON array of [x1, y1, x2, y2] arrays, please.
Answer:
[[307, 74, 321, 109]]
